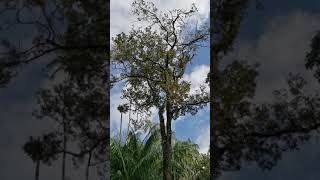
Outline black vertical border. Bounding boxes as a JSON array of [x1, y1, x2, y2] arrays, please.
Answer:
[[106, 0, 111, 179]]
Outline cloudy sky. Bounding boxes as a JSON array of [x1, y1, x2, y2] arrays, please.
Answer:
[[220, 0, 320, 179]]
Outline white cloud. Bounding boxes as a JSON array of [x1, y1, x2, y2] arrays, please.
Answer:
[[196, 126, 209, 154], [110, 0, 209, 39], [110, 84, 158, 138], [229, 11, 320, 102], [183, 64, 209, 94]]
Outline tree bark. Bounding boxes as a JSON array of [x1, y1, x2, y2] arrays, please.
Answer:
[[163, 142, 172, 180], [158, 99, 174, 180], [158, 104, 173, 180], [165, 101, 173, 180]]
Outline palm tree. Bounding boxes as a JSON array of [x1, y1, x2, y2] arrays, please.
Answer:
[[171, 137, 210, 180], [111, 122, 210, 179], [117, 104, 129, 144], [23, 133, 61, 180], [111, 125, 162, 180]]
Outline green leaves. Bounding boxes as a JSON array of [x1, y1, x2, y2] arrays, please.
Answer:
[[111, 0, 209, 118], [111, 129, 162, 180], [111, 125, 209, 180]]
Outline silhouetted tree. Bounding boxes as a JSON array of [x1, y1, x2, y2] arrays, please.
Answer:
[[0, 0, 109, 179], [306, 31, 320, 82], [0, 0, 108, 86], [33, 76, 109, 180], [209, 58, 320, 175], [23, 133, 61, 180]]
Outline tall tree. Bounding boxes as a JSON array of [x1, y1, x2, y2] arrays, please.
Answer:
[[33, 76, 109, 180], [111, 0, 209, 179]]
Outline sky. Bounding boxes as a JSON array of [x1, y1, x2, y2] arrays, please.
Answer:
[[219, 0, 320, 179], [110, 0, 210, 154]]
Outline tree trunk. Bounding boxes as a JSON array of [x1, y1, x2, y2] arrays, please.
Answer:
[[62, 121, 67, 180], [165, 101, 173, 180], [86, 152, 92, 180], [163, 142, 172, 180], [126, 102, 132, 140], [159, 105, 172, 180], [35, 160, 40, 180], [120, 112, 123, 143], [159, 101, 174, 180]]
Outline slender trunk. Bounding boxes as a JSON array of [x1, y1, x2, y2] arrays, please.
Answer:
[[120, 112, 123, 143], [86, 152, 92, 180], [35, 160, 40, 180], [126, 103, 132, 140], [62, 121, 67, 180]]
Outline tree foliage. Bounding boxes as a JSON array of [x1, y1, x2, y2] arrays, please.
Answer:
[[111, 122, 209, 180], [111, 0, 209, 179]]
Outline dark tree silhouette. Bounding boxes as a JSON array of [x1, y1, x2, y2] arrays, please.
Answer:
[[210, 60, 320, 178], [23, 133, 61, 180], [33, 75, 109, 180], [0, 0, 108, 85], [0, 0, 109, 179], [306, 31, 320, 82]]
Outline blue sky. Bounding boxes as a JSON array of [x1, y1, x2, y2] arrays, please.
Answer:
[[110, 0, 210, 153]]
